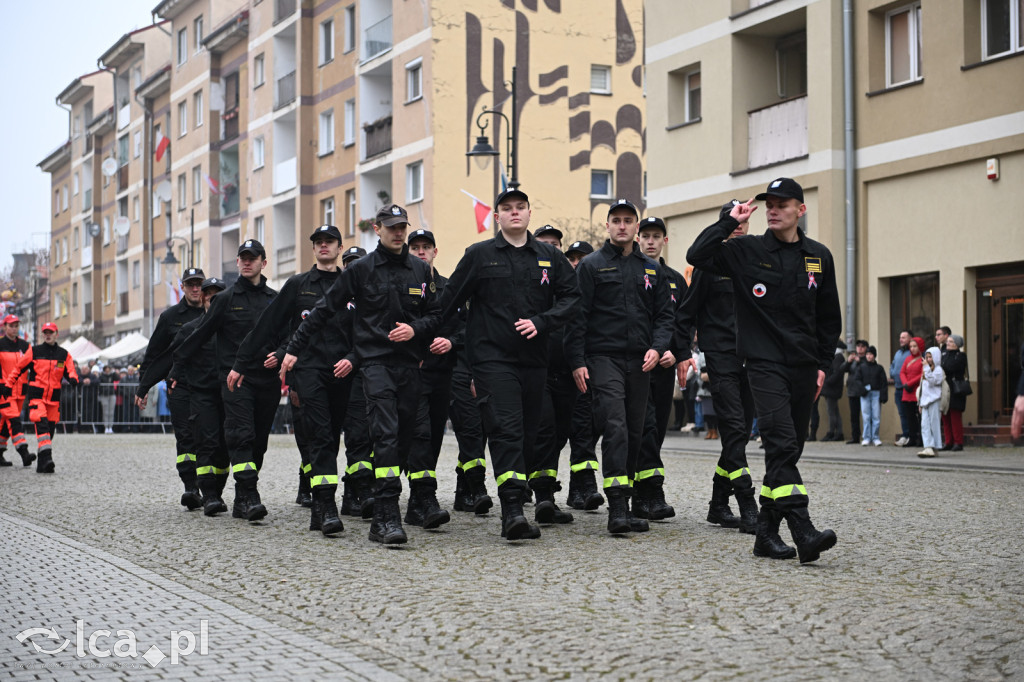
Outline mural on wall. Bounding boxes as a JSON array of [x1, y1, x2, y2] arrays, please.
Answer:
[[464, 0, 645, 243]]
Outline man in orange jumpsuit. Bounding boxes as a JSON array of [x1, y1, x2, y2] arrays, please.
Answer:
[[0, 314, 35, 467]]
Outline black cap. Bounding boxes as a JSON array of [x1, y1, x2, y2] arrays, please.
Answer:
[[376, 204, 410, 227], [607, 199, 639, 219], [867, 345, 878, 356], [342, 246, 367, 263], [754, 177, 804, 203], [201, 277, 226, 292], [494, 188, 529, 207], [181, 267, 206, 282], [565, 240, 594, 256], [534, 224, 563, 241], [408, 229, 436, 247], [637, 216, 666, 234], [720, 199, 741, 222], [238, 239, 266, 258], [309, 224, 342, 242]]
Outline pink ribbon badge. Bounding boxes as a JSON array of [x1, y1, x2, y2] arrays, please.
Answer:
[[421, 282, 427, 299], [808, 273, 817, 289], [540, 268, 550, 285], [644, 274, 652, 290]]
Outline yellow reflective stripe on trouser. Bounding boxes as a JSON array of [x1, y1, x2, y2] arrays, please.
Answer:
[[529, 469, 556, 480], [409, 470, 436, 480], [176, 453, 196, 464], [459, 458, 486, 472], [346, 461, 372, 475], [603, 476, 631, 489], [570, 460, 599, 473], [212, 466, 229, 475], [302, 463, 312, 475], [310, 474, 339, 487], [196, 466, 214, 476], [375, 466, 400, 479], [761, 484, 808, 499], [495, 471, 526, 487], [232, 462, 257, 473], [717, 466, 751, 480], [634, 468, 664, 480]]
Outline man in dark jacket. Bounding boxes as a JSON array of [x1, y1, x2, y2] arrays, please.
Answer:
[[820, 345, 847, 441], [842, 339, 868, 444]]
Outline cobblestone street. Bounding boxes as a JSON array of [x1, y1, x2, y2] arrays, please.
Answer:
[[1, 432, 1022, 680]]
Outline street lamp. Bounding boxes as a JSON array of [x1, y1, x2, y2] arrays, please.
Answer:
[[161, 236, 192, 283], [466, 65, 519, 190]]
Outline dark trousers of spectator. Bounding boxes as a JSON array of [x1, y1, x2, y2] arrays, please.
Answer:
[[221, 377, 280, 485], [587, 355, 651, 490], [825, 396, 843, 438], [903, 400, 921, 445], [361, 364, 422, 500], [847, 395, 861, 442], [808, 397, 820, 439]]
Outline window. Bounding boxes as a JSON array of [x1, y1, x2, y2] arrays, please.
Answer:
[[343, 99, 356, 145], [73, 114, 82, 138], [254, 136, 265, 168], [178, 101, 188, 137], [177, 28, 188, 66], [133, 196, 140, 222], [406, 58, 422, 102], [194, 91, 204, 128], [889, 272, 940, 342], [322, 197, 336, 226], [254, 216, 265, 243], [133, 131, 142, 158], [886, 3, 922, 86], [132, 66, 142, 89], [194, 16, 204, 53], [344, 5, 356, 53], [776, 31, 807, 97], [62, 185, 68, 211], [590, 65, 611, 94], [178, 174, 187, 210], [73, 173, 79, 196], [104, 274, 112, 304], [406, 161, 423, 203], [982, 0, 1024, 59], [320, 19, 334, 65], [686, 69, 701, 122], [72, 282, 78, 307], [192, 166, 202, 204], [254, 54, 265, 87], [319, 109, 335, 155], [118, 135, 129, 167], [669, 66, 704, 125], [103, 216, 111, 244], [590, 170, 613, 199], [73, 226, 80, 251], [346, 189, 356, 238], [132, 260, 141, 289], [54, 190, 59, 216]]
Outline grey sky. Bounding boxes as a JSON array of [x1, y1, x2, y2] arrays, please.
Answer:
[[0, 1, 159, 275]]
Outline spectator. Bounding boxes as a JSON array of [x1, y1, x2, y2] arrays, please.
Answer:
[[157, 379, 171, 426], [820, 344, 846, 441], [841, 339, 868, 444], [696, 350, 718, 440], [889, 330, 913, 445], [900, 337, 925, 448], [853, 345, 888, 446], [935, 326, 951, 360], [941, 334, 968, 452], [79, 363, 101, 432], [918, 346, 945, 457]]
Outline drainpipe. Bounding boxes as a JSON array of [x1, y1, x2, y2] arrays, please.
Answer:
[[842, 0, 857, 346], [135, 88, 156, 335]]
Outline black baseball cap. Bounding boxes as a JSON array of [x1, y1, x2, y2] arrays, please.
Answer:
[[494, 188, 529, 208], [637, 216, 666, 234], [238, 239, 266, 258], [720, 199, 741, 221], [755, 178, 804, 203], [408, 229, 436, 247], [376, 204, 410, 227], [181, 267, 206, 283], [309, 224, 342, 242], [565, 240, 594, 256], [201, 277, 226, 292], [534, 224, 563, 241], [607, 199, 639, 219], [342, 246, 367, 263]]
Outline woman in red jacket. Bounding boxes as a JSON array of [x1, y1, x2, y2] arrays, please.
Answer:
[[899, 336, 925, 448]]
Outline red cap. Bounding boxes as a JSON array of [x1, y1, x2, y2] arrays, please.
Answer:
[[2, 314, 19, 325], [42, 322, 58, 333]]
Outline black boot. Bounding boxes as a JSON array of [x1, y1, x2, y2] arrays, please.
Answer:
[[640, 480, 675, 520], [180, 478, 203, 511], [807, 431, 817, 442], [784, 507, 837, 564], [36, 450, 54, 474], [358, 478, 376, 520], [309, 492, 322, 531], [567, 469, 604, 510], [631, 483, 651, 519], [368, 496, 407, 545], [498, 488, 538, 540], [625, 490, 650, 532], [339, 477, 360, 516], [707, 478, 740, 528], [605, 488, 632, 534], [315, 486, 344, 536], [752, 507, 796, 560], [406, 487, 450, 529], [200, 479, 227, 516], [16, 444, 35, 467], [735, 487, 759, 535], [295, 469, 312, 507], [464, 468, 493, 515], [0, 450, 11, 467], [532, 481, 574, 524], [453, 468, 468, 512], [565, 472, 585, 509], [232, 482, 268, 521]]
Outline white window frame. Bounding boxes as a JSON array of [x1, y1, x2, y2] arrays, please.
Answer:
[[323, 197, 335, 226], [346, 189, 356, 237], [73, 172, 79, 196], [320, 19, 335, 65], [133, 130, 142, 158], [194, 16, 204, 54], [192, 166, 203, 204], [177, 28, 188, 66], [405, 58, 423, 103], [254, 54, 265, 87], [254, 136, 265, 169], [344, 5, 356, 53], [590, 170, 613, 199], [178, 101, 188, 137], [103, 216, 111, 244], [981, 0, 1024, 59], [406, 161, 424, 204], [885, 3, 922, 87], [684, 68, 701, 123], [254, 216, 265, 243], [133, 196, 140, 222], [177, 174, 187, 210], [319, 109, 335, 155], [194, 90, 204, 128], [62, 185, 68, 211], [132, 260, 141, 289], [590, 64, 612, 94], [343, 99, 356, 146]]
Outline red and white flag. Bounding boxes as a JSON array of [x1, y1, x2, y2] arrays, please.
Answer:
[[154, 133, 170, 162], [460, 190, 492, 234], [205, 174, 221, 195], [166, 281, 182, 305]]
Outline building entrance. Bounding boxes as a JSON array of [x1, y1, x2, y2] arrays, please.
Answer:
[[977, 265, 1024, 425]]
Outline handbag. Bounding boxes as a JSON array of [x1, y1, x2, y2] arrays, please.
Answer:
[[950, 365, 972, 397]]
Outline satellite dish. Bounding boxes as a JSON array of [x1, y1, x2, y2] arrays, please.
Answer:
[[155, 180, 173, 203], [101, 158, 118, 177], [113, 216, 130, 237], [88, 223, 101, 238]]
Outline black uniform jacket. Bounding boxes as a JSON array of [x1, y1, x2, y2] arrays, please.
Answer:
[[677, 267, 737, 357], [166, 315, 220, 393], [421, 269, 460, 373], [440, 230, 580, 369], [288, 242, 439, 368], [659, 257, 689, 360], [135, 299, 204, 398], [566, 240, 675, 370], [175, 275, 278, 381], [686, 217, 842, 372]]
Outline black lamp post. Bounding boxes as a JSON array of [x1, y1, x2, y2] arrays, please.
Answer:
[[466, 65, 519, 190]]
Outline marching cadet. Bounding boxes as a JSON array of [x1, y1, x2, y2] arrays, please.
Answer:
[[234, 225, 354, 537], [134, 267, 206, 509], [567, 200, 675, 534], [448, 302, 493, 515], [633, 216, 690, 521], [176, 241, 278, 523], [687, 178, 841, 563], [282, 205, 441, 545], [440, 188, 580, 541], [9, 322, 79, 473], [678, 202, 758, 534], [0, 315, 35, 467]]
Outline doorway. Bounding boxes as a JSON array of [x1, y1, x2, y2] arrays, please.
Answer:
[[977, 265, 1024, 424]]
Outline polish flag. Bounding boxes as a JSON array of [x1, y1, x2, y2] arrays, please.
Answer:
[[460, 190, 492, 234], [166, 281, 182, 305], [154, 133, 170, 162]]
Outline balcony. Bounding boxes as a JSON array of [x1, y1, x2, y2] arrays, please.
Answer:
[[116, 234, 129, 256], [275, 0, 295, 23], [80, 244, 93, 269], [117, 165, 129, 193], [747, 95, 807, 169], [118, 292, 129, 315], [117, 104, 130, 130], [364, 15, 392, 61], [82, 302, 92, 326], [275, 71, 296, 109], [273, 157, 297, 194], [82, 189, 92, 213], [363, 115, 392, 159], [222, 106, 240, 141], [276, 245, 296, 278]]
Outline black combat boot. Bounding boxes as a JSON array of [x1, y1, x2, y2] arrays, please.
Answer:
[[784, 507, 837, 564], [706, 477, 740, 528], [498, 488, 537, 540], [368, 496, 407, 545], [16, 444, 35, 467], [567, 469, 604, 510], [631, 482, 651, 519], [605, 488, 632, 534], [565, 472, 585, 509], [532, 481, 574, 525], [735, 486, 759, 535], [309, 492, 322, 531], [464, 468, 493, 515], [0, 450, 11, 467], [36, 450, 55, 474], [199, 479, 227, 516], [232, 482, 268, 522], [641, 480, 675, 520], [295, 468, 312, 507], [752, 507, 796, 560], [358, 478, 376, 520], [339, 476, 360, 516], [315, 486, 344, 536], [180, 477, 203, 511], [624, 489, 650, 532], [453, 468, 467, 512]]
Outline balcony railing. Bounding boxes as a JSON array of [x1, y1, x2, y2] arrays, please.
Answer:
[[364, 15, 393, 60], [80, 244, 92, 269], [118, 292, 129, 315], [273, 157, 297, 194], [275, 71, 296, 109], [222, 106, 240, 141], [364, 115, 393, 159], [117, 104, 130, 130], [82, 189, 92, 213], [747, 95, 807, 169], [116, 234, 129, 256], [276, 245, 296, 277], [82, 302, 92, 325]]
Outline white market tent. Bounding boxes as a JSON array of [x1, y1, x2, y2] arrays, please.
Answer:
[[77, 331, 150, 364], [65, 336, 101, 359]]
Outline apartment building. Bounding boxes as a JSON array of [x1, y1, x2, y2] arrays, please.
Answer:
[[645, 0, 1024, 432]]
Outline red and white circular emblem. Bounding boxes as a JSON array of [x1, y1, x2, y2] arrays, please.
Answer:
[[752, 283, 767, 298], [301, 309, 311, 319]]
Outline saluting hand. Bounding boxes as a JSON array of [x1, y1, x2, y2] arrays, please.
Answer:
[[226, 370, 244, 392], [730, 198, 757, 224], [389, 322, 415, 343], [514, 318, 538, 339], [642, 349, 660, 372], [573, 367, 589, 394]]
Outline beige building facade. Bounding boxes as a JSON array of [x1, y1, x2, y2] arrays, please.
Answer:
[[645, 0, 1024, 433]]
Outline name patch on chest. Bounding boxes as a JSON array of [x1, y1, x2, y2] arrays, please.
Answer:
[[537, 260, 551, 267], [804, 257, 822, 273], [645, 268, 656, 275]]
